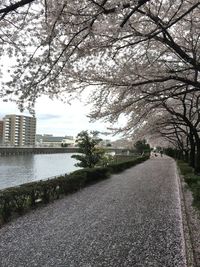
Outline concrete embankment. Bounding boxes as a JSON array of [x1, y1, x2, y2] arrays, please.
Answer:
[[0, 147, 125, 156], [0, 147, 78, 155]]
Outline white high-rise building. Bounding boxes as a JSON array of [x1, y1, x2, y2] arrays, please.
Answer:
[[3, 115, 36, 146]]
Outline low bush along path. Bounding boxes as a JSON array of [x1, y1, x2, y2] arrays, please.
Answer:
[[0, 157, 187, 267]]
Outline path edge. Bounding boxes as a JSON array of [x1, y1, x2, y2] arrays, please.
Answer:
[[174, 159, 197, 267]]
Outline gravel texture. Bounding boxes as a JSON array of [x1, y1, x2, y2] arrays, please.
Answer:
[[0, 157, 187, 267]]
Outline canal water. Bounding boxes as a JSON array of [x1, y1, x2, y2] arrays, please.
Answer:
[[0, 153, 80, 190]]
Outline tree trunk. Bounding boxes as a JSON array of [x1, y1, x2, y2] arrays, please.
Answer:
[[184, 150, 189, 162], [194, 133, 200, 174], [195, 141, 200, 174], [177, 150, 183, 160], [189, 134, 195, 168]]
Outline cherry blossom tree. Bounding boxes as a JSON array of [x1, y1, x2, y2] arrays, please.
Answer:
[[0, 1, 199, 107], [128, 89, 200, 172], [1, 1, 200, 170]]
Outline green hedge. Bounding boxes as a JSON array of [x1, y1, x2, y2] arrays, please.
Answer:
[[177, 161, 194, 176], [108, 156, 149, 173], [178, 160, 200, 208], [0, 155, 149, 225]]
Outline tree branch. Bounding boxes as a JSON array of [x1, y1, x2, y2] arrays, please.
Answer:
[[0, 0, 35, 20]]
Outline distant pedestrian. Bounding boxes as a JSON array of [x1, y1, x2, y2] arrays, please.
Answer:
[[160, 150, 163, 157]]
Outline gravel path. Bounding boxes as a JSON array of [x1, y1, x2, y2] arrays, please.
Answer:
[[0, 157, 187, 267]]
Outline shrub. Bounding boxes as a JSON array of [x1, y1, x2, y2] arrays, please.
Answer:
[[177, 160, 200, 209], [178, 161, 194, 176], [72, 167, 110, 184], [71, 131, 105, 168], [108, 156, 149, 173], [184, 174, 200, 187], [192, 184, 200, 207]]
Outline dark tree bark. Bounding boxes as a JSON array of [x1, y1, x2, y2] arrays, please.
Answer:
[[189, 132, 195, 168]]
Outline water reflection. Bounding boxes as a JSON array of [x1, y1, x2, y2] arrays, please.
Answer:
[[0, 153, 79, 190]]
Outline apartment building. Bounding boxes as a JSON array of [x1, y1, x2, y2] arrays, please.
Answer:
[[0, 120, 3, 144], [3, 115, 36, 146]]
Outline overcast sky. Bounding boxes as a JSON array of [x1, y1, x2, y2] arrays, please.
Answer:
[[0, 96, 122, 140], [0, 55, 124, 140]]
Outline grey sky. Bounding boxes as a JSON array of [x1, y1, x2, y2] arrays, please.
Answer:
[[0, 96, 120, 140], [0, 45, 123, 140]]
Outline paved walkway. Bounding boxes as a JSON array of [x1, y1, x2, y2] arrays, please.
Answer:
[[0, 157, 186, 266]]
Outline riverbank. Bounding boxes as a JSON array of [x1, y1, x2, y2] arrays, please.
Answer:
[[0, 153, 79, 190], [0, 147, 126, 156], [0, 156, 149, 226], [0, 147, 78, 156]]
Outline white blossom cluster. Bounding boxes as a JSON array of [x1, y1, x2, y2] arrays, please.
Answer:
[[0, 0, 200, 160]]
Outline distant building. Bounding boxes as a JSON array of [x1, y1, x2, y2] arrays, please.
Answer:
[[99, 139, 112, 147], [62, 136, 75, 147], [3, 114, 36, 146], [0, 120, 4, 144], [111, 138, 133, 149], [36, 134, 75, 147]]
